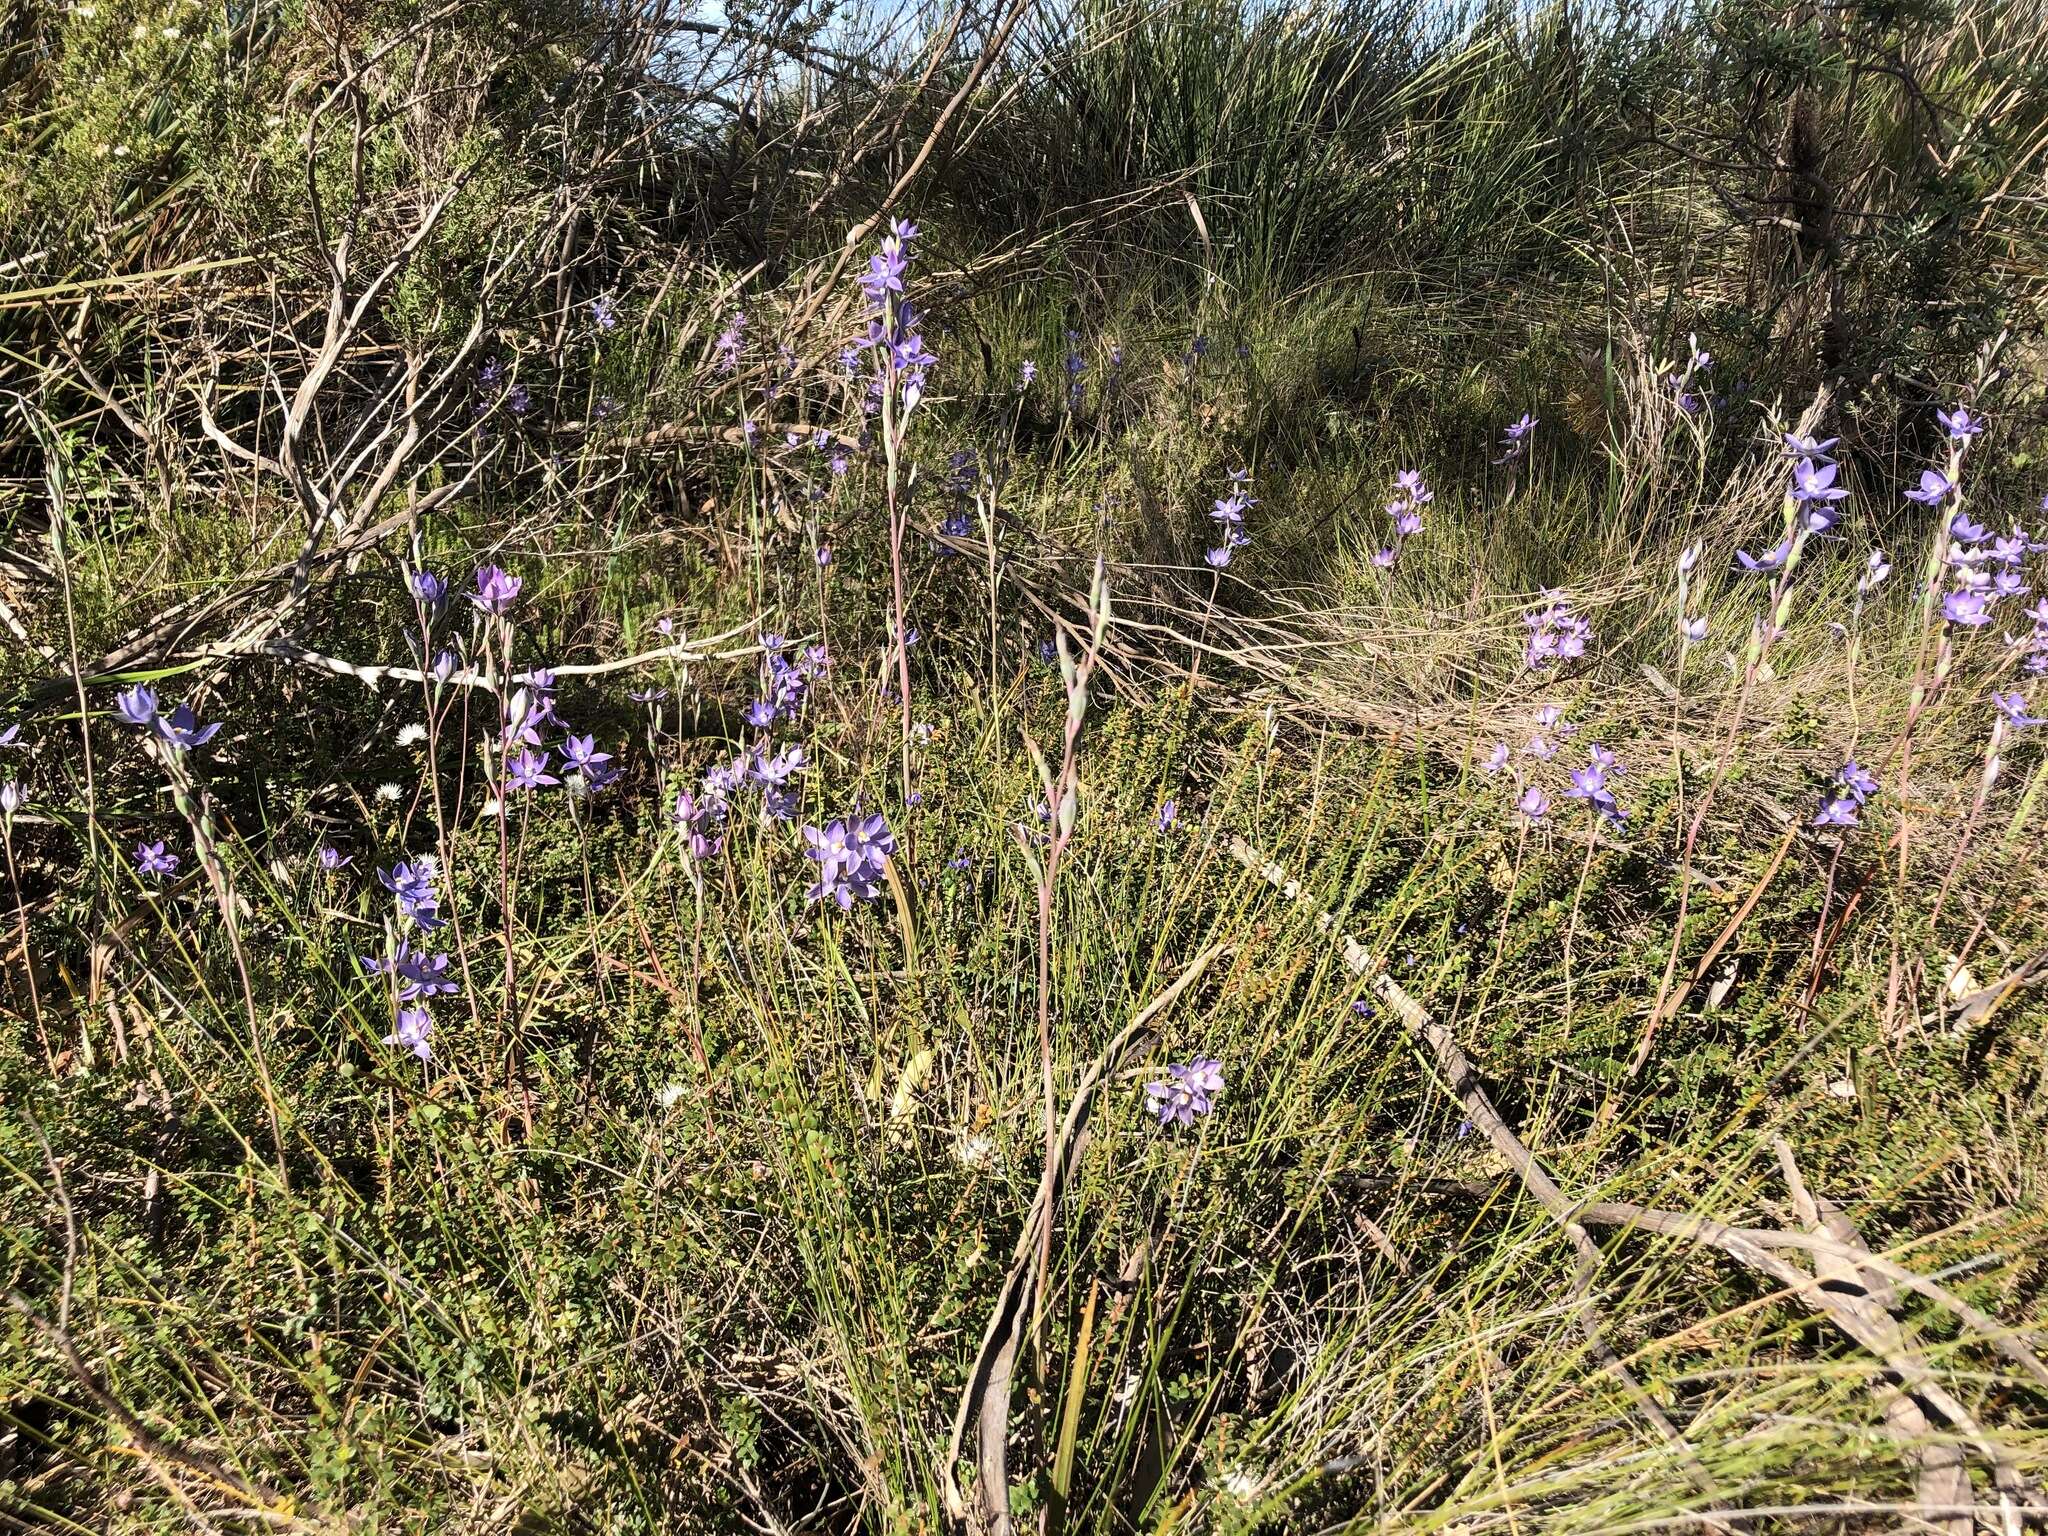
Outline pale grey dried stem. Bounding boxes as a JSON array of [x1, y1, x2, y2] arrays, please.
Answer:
[[214, 625, 766, 694]]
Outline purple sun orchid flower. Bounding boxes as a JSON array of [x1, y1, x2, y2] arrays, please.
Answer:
[[1211, 492, 1250, 526], [1205, 546, 1234, 569], [893, 327, 935, 394], [702, 756, 746, 803], [673, 790, 724, 860], [629, 685, 669, 704], [358, 939, 458, 1002], [500, 693, 545, 750], [395, 946, 457, 1000], [1494, 415, 1536, 464], [1905, 470, 1954, 506], [1566, 753, 1623, 820], [378, 858, 444, 929], [751, 743, 806, 790], [715, 312, 745, 373], [1813, 796, 1860, 829], [802, 812, 895, 909], [471, 565, 523, 613], [859, 244, 907, 304], [750, 744, 807, 820], [1736, 538, 1793, 573], [151, 703, 220, 752], [1156, 800, 1180, 832], [1784, 431, 1839, 461], [1994, 691, 2043, 728], [848, 810, 899, 869], [1791, 457, 1848, 505], [1480, 742, 1510, 775], [1943, 590, 1992, 627], [1949, 513, 1990, 545], [1523, 594, 1593, 668], [410, 570, 447, 610], [385, 1006, 434, 1063], [1145, 1056, 1223, 1127], [505, 749, 559, 791], [1566, 762, 1610, 804], [561, 735, 614, 780], [1859, 549, 1891, 593], [318, 846, 352, 872], [1681, 614, 1708, 643], [115, 685, 159, 729], [134, 839, 179, 878], [590, 292, 619, 331], [1516, 785, 1551, 821], [1838, 760, 1880, 802], [1372, 546, 1397, 569], [801, 823, 865, 906], [1936, 405, 1984, 440]]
